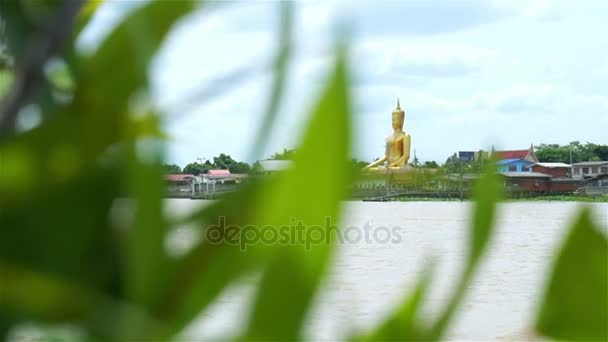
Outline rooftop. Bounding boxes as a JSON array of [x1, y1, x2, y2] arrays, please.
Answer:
[[208, 169, 231, 179], [165, 174, 195, 182], [533, 162, 572, 168], [572, 161, 608, 166], [500, 172, 552, 178], [497, 158, 531, 165], [494, 150, 529, 160]]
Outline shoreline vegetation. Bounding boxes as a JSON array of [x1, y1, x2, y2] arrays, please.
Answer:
[[171, 194, 608, 203], [391, 196, 608, 203]]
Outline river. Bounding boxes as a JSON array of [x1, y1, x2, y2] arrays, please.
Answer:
[[164, 200, 607, 341]]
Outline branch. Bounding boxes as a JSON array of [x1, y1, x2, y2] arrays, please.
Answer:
[[0, 0, 83, 138]]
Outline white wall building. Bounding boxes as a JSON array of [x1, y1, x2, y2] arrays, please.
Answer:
[[572, 161, 608, 178]]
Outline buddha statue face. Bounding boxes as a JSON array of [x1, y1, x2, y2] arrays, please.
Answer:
[[392, 111, 404, 131]]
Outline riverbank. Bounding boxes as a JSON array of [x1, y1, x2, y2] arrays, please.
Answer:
[[389, 195, 608, 203]]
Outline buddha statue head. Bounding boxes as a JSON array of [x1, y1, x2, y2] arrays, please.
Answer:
[[392, 98, 405, 131]]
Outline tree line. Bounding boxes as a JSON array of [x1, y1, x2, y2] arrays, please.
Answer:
[[167, 142, 606, 175], [164, 153, 253, 175], [535, 141, 608, 164]]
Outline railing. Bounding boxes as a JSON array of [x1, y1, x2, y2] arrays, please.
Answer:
[[579, 186, 608, 195]]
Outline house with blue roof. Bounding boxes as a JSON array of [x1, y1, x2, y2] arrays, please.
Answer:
[[497, 158, 534, 172], [493, 145, 539, 173]]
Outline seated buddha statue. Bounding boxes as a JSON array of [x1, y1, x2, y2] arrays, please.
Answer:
[[365, 99, 411, 170]]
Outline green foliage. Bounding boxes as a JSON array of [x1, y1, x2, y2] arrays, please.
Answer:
[[421, 160, 439, 168], [213, 153, 250, 173], [357, 164, 502, 341], [182, 155, 250, 174], [182, 162, 204, 175], [162, 163, 181, 174], [359, 264, 434, 341], [0, 70, 13, 98], [249, 2, 293, 159], [443, 153, 463, 173], [536, 141, 608, 163], [268, 147, 296, 160], [536, 208, 607, 341], [243, 47, 351, 341], [0, 2, 606, 341], [250, 161, 264, 175]]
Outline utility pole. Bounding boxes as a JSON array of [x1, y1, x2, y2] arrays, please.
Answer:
[[196, 157, 207, 195]]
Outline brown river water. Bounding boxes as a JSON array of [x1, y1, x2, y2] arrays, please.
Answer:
[[163, 200, 607, 341]]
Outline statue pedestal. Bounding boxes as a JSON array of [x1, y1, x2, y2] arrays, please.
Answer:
[[361, 165, 418, 184]]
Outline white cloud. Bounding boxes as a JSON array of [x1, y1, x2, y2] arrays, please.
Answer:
[[353, 40, 496, 83], [76, 0, 608, 166]]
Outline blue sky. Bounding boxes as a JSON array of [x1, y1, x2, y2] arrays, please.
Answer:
[[80, 0, 608, 165]]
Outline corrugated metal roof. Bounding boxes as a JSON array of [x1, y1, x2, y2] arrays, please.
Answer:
[[497, 158, 528, 165], [572, 161, 608, 166], [208, 169, 231, 179], [500, 171, 551, 178], [165, 174, 195, 181], [533, 162, 572, 168], [495, 150, 529, 159]]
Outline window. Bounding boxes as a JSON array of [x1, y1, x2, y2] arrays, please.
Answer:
[[574, 168, 580, 175], [522, 166, 530, 172], [602, 167, 608, 174], [582, 167, 589, 174], [509, 165, 517, 172], [591, 167, 598, 174]]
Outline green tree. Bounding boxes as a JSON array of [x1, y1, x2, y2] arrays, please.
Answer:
[[183, 162, 202, 175], [422, 160, 439, 168], [269, 148, 296, 160], [213, 153, 235, 169], [411, 155, 420, 167], [250, 161, 264, 175], [536, 142, 608, 163], [351, 158, 369, 169], [162, 163, 181, 174], [593, 144, 608, 160], [230, 161, 251, 174], [443, 153, 464, 173]]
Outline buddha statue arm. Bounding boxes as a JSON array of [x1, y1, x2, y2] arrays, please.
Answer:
[[365, 142, 389, 169], [389, 134, 411, 167], [366, 155, 387, 169]]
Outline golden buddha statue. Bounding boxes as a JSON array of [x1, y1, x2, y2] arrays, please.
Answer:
[[365, 99, 411, 170]]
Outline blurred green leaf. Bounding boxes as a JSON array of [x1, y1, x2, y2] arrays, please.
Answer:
[[428, 165, 502, 340], [0, 166, 125, 338], [243, 45, 352, 341], [124, 119, 170, 312], [0, 0, 196, 202], [75, 0, 105, 34], [250, 1, 293, 158], [536, 208, 608, 341], [73, 0, 196, 156], [148, 178, 270, 339], [0, 1, 36, 61], [468, 165, 502, 268], [0, 71, 14, 99], [359, 263, 434, 341]]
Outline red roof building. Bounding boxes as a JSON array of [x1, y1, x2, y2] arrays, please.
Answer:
[[492, 145, 539, 163], [165, 174, 195, 182], [531, 163, 572, 178], [208, 169, 232, 179]]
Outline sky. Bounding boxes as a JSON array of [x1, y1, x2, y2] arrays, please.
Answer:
[[80, 0, 608, 166]]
